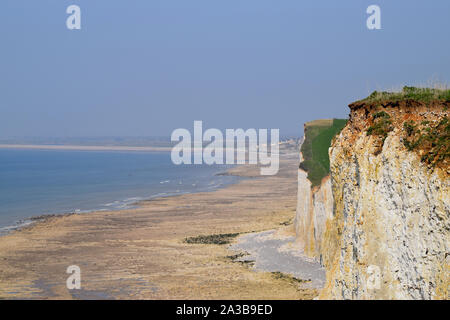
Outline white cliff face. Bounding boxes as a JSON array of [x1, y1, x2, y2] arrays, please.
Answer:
[[294, 168, 312, 252], [312, 177, 333, 263], [321, 134, 449, 299], [294, 166, 333, 261], [320, 101, 449, 300]]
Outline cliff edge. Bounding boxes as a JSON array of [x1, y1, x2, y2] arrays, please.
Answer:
[[294, 119, 346, 259], [320, 88, 449, 299]]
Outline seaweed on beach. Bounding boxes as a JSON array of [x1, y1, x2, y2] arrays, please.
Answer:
[[183, 232, 241, 245], [225, 252, 247, 260], [271, 272, 311, 284], [224, 252, 255, 267], [279, 218, 293, 226]]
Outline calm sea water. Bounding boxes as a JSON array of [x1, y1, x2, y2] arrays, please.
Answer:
[[0, 149, 239, 234]]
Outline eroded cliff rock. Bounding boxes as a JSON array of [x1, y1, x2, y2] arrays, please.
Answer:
[[320, 99, 449, 299], [294, 119, 341, 261], [294, 169, 332, 261]]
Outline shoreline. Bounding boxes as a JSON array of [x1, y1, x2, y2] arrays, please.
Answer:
[[4, 162, 264, 239], [0, 139, 296, 236], [0, 165, 242, 238], [0, 149, 316, 299]]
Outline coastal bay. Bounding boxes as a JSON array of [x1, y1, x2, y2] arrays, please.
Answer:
[[0, 148, 318, 299]]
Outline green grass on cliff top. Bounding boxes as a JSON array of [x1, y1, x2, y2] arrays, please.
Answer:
[[300, 118, 347, 187], [359, 86, 450, 104]]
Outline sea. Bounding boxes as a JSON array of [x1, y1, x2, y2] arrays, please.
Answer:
[[0, 148, 240, 235]]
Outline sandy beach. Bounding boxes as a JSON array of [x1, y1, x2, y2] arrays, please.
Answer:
[[0, 149, 320, 300]]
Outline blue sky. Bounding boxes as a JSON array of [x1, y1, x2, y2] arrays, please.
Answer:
[[1, 0, 449, 137]]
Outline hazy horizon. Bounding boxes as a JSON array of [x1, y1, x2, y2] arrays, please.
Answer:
[[2, 0, 450, 138]]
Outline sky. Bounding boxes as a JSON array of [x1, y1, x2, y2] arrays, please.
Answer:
[[1, 0, 449, 138]]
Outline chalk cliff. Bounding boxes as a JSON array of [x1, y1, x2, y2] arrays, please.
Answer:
[[294, 120, 341, 262], [294, 167, 333, 261], [319, 99, 449, 299]]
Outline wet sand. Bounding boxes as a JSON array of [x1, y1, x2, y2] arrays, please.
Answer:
[[0, 150, 318, 300], [230, 229, 326, 289]]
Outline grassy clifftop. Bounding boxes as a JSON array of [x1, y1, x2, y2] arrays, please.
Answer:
[[300, 118, 347, 187], [356, 86, 450, 104], [348, 87, 449, 169]]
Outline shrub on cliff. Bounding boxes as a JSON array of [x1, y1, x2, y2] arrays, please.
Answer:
[[402, 117, 449, 167], [366, 111, 393, 153]]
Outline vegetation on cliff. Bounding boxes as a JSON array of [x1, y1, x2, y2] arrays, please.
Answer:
[[358, 86, 450, 104], [366, 111, 393, 139], [321, 94, 449, 299], [362, 90, 449, 168], [300, 118, 347, 187], [366, 111, 394, 154], [402, 116, 449, 167]]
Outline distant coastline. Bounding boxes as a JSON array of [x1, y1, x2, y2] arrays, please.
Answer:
[[0, 148, 241, 236], [0, 148, 309, 299], [0, 144, 173, 152]]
